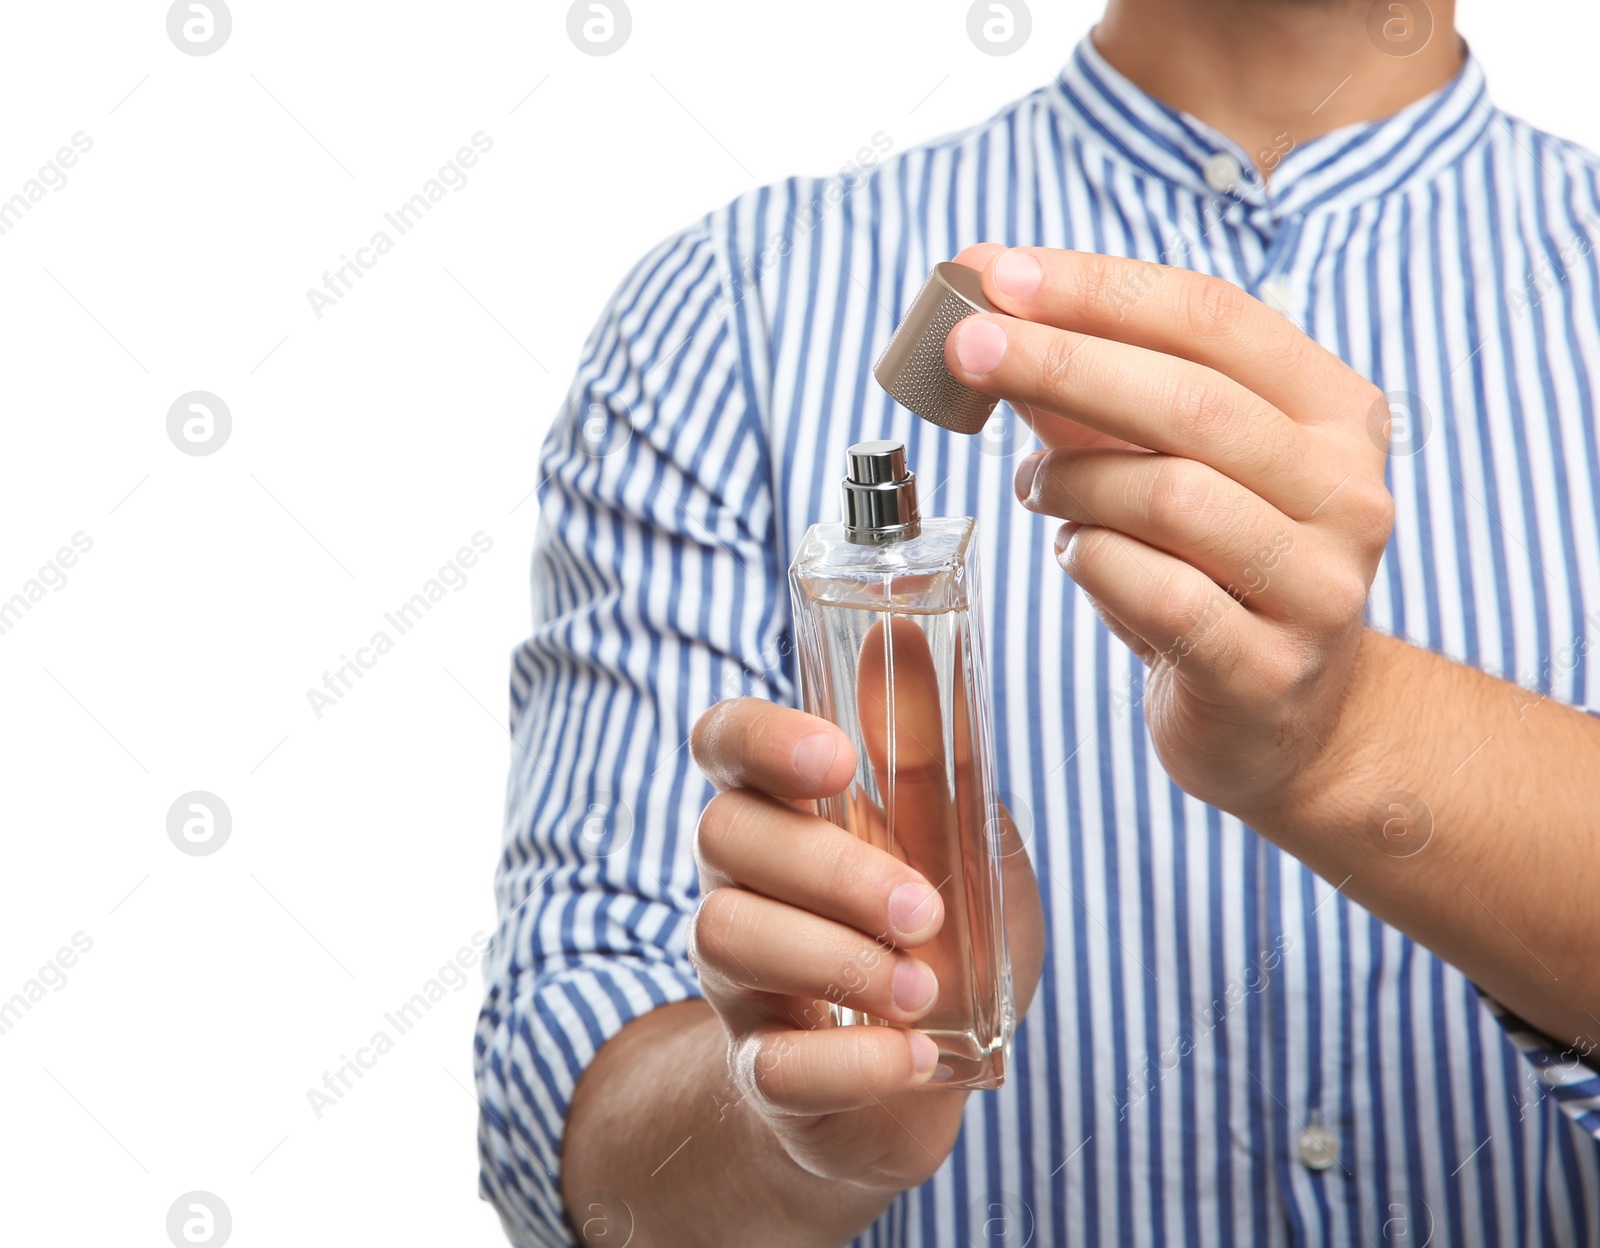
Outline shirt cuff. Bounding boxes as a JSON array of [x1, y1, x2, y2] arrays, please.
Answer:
[[476, 957, 705, 1247], [1481, 992, 1600, 1139]]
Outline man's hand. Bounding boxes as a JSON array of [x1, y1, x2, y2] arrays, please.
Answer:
[[944, 245, 1395, 825], [938, 245, 1600, 1058], [688, 696, 1045, 1191], [563, 682, 1044, 1248]]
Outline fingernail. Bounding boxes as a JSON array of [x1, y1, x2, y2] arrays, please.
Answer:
[[952, 318, 1007, 376], [908, 1031, 939, 1078], [888, 881, 939, 937], [892, 959, 938, 1014], [993, 250, 1043, 299], [1054, 522, 1082, 558], [791, 732, 836, 788], [1015, 451, 1046, 503]]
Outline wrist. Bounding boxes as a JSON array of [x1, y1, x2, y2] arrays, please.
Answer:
[[1248, 627, 1398, 841]]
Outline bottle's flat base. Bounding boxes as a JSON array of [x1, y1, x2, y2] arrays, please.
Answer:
[[919, 1039, 1005, 1091], [834, 1009, 1007, 1090]]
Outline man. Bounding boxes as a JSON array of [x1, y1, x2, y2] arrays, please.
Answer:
[[475, 0, 1600, 1243]]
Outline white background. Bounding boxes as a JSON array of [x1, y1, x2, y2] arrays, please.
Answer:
[[0, 2, 1594, 1244]]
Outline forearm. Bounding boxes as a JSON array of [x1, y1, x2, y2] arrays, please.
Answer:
[[1259, 629, 1600, 1054], [560, 999, 896, 1248]]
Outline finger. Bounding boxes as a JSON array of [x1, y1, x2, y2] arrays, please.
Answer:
[[737, 1022, 942, 1115], [1054, 524, 1274, 687], [855, 616, 955, 818], [951, 242, 1006, 275], [1072, 571, 1157, 664], [690, 887, 941, 1025], [989, 803, 1047, 1023], [854, 617, 1003, 1037], [972, 247, 1376, 435], [1018, 448, 1335, 623], [695, 789, 946, 945], [946, 313, 1341, 519], [692, 697, 858, 800]]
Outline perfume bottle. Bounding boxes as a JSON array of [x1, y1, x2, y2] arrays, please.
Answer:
[[788, 440, 1014, 1089]]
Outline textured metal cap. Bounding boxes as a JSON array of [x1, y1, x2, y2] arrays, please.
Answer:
[[873, 262, 999, 435], [841, 440, 920, 544]]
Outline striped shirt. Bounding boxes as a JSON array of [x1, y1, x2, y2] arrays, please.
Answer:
[[475, 36, 1600, 1247]]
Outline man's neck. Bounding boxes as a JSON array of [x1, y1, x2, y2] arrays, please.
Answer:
[[1093, 0, 1464, 174]]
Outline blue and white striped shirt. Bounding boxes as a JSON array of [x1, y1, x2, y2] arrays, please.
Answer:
[[476, 36, 1600, 1247]]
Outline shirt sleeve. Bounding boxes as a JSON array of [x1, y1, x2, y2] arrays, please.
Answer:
[[1472, 699, 1600, 1142], [472, 216, 788, 1247], [1481, 995, 1600, 1140]]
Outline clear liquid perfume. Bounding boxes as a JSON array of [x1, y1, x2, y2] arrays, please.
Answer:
[[788, 440, 1014, 1089]]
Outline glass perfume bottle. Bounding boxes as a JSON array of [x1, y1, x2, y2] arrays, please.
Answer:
[[788, 440, 1014, 1089]]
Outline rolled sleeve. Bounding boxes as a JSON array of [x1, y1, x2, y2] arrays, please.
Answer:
[[1482, 995, 1600, 1140], [476, 961, 704, 1246], [473, 215, 784, 1247], [1477, 700, 1600, 1143]]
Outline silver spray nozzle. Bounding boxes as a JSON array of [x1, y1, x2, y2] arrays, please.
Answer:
[[841, 439, 920, 544]]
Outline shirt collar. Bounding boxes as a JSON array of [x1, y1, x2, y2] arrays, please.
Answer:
[[1049, 33, 1495, 220]]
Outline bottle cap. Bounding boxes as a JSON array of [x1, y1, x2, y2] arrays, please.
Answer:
[[841, 439, 920, 544], [873, 262, 1000, 435]]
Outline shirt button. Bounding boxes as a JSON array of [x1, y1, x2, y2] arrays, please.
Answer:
[[1204, 152, 1244, 195], [1298, 1124, 1339, 1170]]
